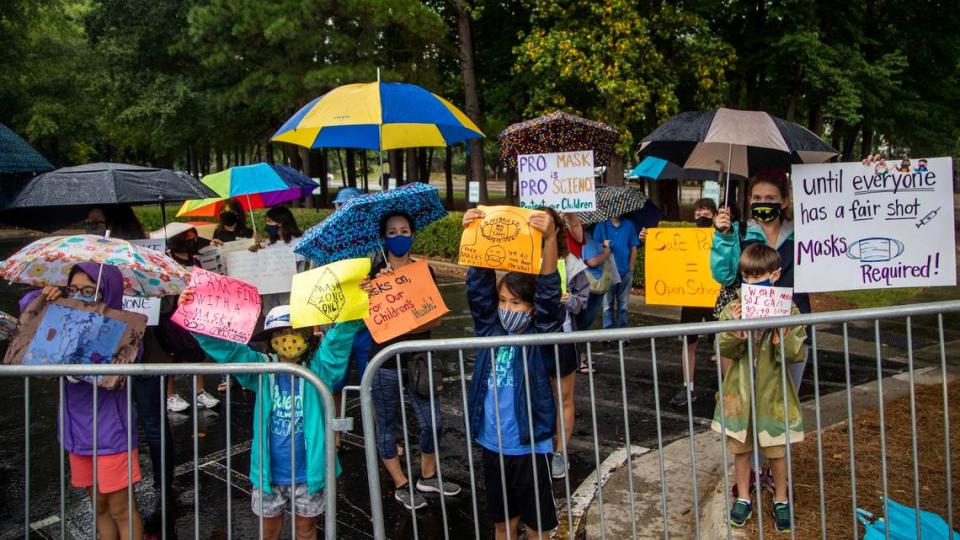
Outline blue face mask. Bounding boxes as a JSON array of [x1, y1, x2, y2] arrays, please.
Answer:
[[265, 224, 280, 239], [384, 234, 414, 257], [72, 292, 98, 304], [747, 278, 773, 287], [498, 307, 532, 334]]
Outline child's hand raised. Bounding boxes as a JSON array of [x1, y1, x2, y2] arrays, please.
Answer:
[[729, 300, 747, 340], [528, 212, 557, 238], [462, 209, 485, 228], [178, 287, 195, 307], [359, 276, 373, 293]]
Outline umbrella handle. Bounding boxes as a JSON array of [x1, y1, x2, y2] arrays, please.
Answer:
[[93, 230, 110, 301]]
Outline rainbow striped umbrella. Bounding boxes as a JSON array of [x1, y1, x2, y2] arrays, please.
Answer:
[[176, 163, 315, 217], [271, 81, 484, 151]]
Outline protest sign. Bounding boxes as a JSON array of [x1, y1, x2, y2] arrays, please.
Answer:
[[4, 296, 146, 389], [517, 151, 596, 211], [171, 268, 261, 344], [741, 284, 793, 319], [198, 239, 257, 274], [364, 260, 449, 344], [644, 227, 721, 307], [792, 157, 956, 292], [458, 205, 544, 274], [224, 242, 297, 295], [124, 238, 167, 324], [290, 258, 371, 328]]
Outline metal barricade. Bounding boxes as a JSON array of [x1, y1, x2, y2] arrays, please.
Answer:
[[359, 299, 960, 539], [0, 362, 341, 540]]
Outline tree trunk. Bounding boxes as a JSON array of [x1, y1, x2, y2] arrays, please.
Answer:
[[860, 124, 874, 157], [660, 178, 680, 220], [265, 143, 275, 164], [405, 148, 417, 183], [808, 103, 824, 137], [346, 149, 357, 187], [785, 63, 805, 122], [444, 147, 454, 208], [604, 154, 625, 186], [286, 144, 303, 172], [449, 0, 487, 202], [215, 147, 224, 172], [389, 150, 403, 186], [419, 148, 431, 185], [361, 150, 369, 192], [302, 149, 327, 208]]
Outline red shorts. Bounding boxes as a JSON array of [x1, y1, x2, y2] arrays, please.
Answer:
[[69, 449, 142, 493]]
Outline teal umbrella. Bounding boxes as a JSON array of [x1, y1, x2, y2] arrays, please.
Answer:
[[0, 124, 53, 175]]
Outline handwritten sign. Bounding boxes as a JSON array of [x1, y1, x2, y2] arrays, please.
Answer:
[[364, 261, 449, 344], [792, 157, 956, 292], [290, 258, 371, 328], [124, 238, 167, 324], [458, 205, 543, 274], [224, 242, 297, 295], [517, 151, 596, 211], [171, 268, 261, 343], [741, 284, 793, 319], [644, 228, 721, 307]]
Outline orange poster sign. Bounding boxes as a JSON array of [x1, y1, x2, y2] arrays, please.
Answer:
[[644, 227, 721, 307], [364, 260, 449, 344], [458, 205, 543, 274]]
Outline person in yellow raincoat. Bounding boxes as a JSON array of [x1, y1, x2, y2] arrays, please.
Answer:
[[711, 243, 806, 533]]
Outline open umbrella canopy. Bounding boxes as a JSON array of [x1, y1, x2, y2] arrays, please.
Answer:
[[638, 108, 838, 178], [0, 123, 53, 175], [626, 156, 747, 183], [177, 163, 316, 217], [1, 162, 216, 209], [272, 81, 484, 151], [295, 183, 447, 265], [0, 235, 189, 297], [577, 186, 649, 225], [498, 111, 620, 169]]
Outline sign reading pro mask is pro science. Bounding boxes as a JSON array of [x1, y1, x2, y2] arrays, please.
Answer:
[[791, 157, 955, 293], [517, 151, 596, 211]]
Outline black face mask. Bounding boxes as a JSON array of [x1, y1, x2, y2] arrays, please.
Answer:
[[171, 237, 198, 254], [751, 202, 782, 223], [695, 216, 713, 228], [220, 212, 239, 227]]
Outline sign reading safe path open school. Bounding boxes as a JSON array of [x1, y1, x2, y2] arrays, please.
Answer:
[[517, 151, 596, 211], [644, 227, 720, 308], [791, 157, 956, 293]]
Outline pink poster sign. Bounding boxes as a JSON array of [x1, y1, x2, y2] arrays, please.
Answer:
[[172, 268, 262, 343]]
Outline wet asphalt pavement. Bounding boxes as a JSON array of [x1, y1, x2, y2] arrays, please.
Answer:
[[0, 235, 951, 539]]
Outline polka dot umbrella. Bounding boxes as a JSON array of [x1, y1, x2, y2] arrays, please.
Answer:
[[498, 111, 621, 168]]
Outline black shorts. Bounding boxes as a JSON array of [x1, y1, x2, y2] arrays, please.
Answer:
[[679, 306, 716, 344], [482, 448, 558, 532], [548, 343, 579, 379]]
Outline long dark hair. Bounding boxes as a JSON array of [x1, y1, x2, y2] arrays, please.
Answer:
[[266, 206, 301, 244], [102, 206, 146, 240], [215, 198, 248, 235]]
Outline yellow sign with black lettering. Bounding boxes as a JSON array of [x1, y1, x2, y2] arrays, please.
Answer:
[[644, 228, 721, 307]]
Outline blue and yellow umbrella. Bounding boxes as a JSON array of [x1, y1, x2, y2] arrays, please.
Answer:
[[271, 81, 484, 150]]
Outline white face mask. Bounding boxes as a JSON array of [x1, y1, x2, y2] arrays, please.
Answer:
[[498, 307, 532, 334]]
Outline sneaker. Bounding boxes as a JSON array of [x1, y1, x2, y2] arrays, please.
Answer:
[[551, 452, 567, 480], [195, 390, 220, 409], [773, 501, 792, 533], [416, 475, 462, 496], [668, 388, 697, 408], [166, 394, 190, 413], [729, 498, 753, 527], [395, 485, 428, 510]]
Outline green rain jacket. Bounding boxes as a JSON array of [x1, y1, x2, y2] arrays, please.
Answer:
[[710, 298, 806, 448], [194, 320, 361, 494]]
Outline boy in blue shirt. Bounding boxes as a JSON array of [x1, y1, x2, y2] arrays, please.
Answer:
[[592, 215, 640, 329]]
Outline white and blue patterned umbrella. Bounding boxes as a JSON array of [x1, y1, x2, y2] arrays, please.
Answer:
[[295, 183, 447, 265]]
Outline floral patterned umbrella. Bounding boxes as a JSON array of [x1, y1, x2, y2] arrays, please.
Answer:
[[0, 235, 189, 297], [498, 111, 621, 169]]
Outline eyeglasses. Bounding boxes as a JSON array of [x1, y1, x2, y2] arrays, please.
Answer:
[[65, 286, 98, 298]]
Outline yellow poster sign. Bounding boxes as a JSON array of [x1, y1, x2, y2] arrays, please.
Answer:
[[458, 205, 543, 274], [290, 258, 371, 328], [644, 228, 721, 307]]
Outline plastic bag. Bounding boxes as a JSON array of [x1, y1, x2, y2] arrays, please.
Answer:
[[858, 498, 959, 540]]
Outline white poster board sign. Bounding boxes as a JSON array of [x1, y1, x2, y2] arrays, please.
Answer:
[[702, 180, 720, 206], [741, 284, 793, 319], [468, 181, 480, 203], [224, 243, 297, 295], [792, 157, 956, 293], [125, 238, 167, 325], [517, 151, 596, 211]]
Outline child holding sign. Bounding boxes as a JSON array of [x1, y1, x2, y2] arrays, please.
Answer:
[[463, 207, 565, 540], [178, 297, 362, 540], [711, 244, 806, 532]]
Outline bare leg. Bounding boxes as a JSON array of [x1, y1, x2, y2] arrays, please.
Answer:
[[769, 456, 788, 501], [551, 373, 576, 450], [262, 515, 284, 540], [90, 488, 119, 540], [105, 489, 143, 540], [494, 516, 522, 540], [166, 377, 176, 397], [295, 515, 318, 540], [195, 375, 205, 394], [382, 456, 408, 488], [682, 341, 697, 386], [524, 524, 552, 540], [734, 453, 752, 501], [720, 356, 733, 377], [421, 452, 436, 479]]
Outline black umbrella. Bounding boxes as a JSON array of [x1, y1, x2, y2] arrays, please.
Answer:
[[638, 108, 837, 201], [0, 162, 218, 232], [0, 123, 54, 175]]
